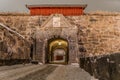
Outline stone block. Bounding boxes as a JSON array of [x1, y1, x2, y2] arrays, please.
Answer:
[[79, 53, 120, 80]]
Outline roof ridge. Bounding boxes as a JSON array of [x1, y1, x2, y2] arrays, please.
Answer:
[[26, 4, 87, 9]]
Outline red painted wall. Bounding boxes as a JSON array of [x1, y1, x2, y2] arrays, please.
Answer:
[[29, 7, 84, 16]]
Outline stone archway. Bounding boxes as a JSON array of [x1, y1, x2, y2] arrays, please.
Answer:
[[46, 38, 69, 64], [34, 14, 78, 64]]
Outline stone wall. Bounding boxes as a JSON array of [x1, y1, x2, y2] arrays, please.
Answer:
[[79, 53, 120, 80], [0, 16, 48, 40], [0, 13, 120, 64], [67, 14, 120, 57], [0, 28, 30, 65], [0, 15, 48, 65]]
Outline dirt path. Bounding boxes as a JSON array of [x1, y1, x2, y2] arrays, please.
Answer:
[[46, 65, 98, 80], [0, 64, 98, 80], [0, 64, 47, 80], [17, 65, 57, 80], [0, 64, 32, 71]]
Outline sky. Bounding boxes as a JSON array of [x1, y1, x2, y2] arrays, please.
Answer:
[[0, 0, 119, 12]]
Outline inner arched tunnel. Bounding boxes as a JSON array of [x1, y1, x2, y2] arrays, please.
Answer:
[[46, 38, 69, 64]]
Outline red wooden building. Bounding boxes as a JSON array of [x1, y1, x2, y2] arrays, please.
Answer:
[[26, 4, 87, 15]]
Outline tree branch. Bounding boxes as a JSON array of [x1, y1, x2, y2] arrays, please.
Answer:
[[0, 23, 25, 40]]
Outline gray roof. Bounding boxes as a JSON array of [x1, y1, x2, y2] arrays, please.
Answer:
[[26, 4, 87, 9]]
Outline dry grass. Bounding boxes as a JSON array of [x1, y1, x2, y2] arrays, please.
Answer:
[[85, 11, 120, 16], [0, 12, 30, 16]]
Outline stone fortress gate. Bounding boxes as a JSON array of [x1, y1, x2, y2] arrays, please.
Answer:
[[1, 4, 120, 67], [26, 4, 87, 64], [33, 14, 78, 64], [0, 4, 87, 65]]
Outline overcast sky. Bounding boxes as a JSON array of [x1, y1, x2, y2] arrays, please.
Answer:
[[0, 0, 120, 12]]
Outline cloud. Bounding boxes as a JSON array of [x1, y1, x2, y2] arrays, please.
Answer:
[[83, 0, 120, 12]]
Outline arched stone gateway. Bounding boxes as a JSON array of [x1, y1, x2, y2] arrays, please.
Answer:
[[46, 38, 69, 64], [32, 14, 79, 64]]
